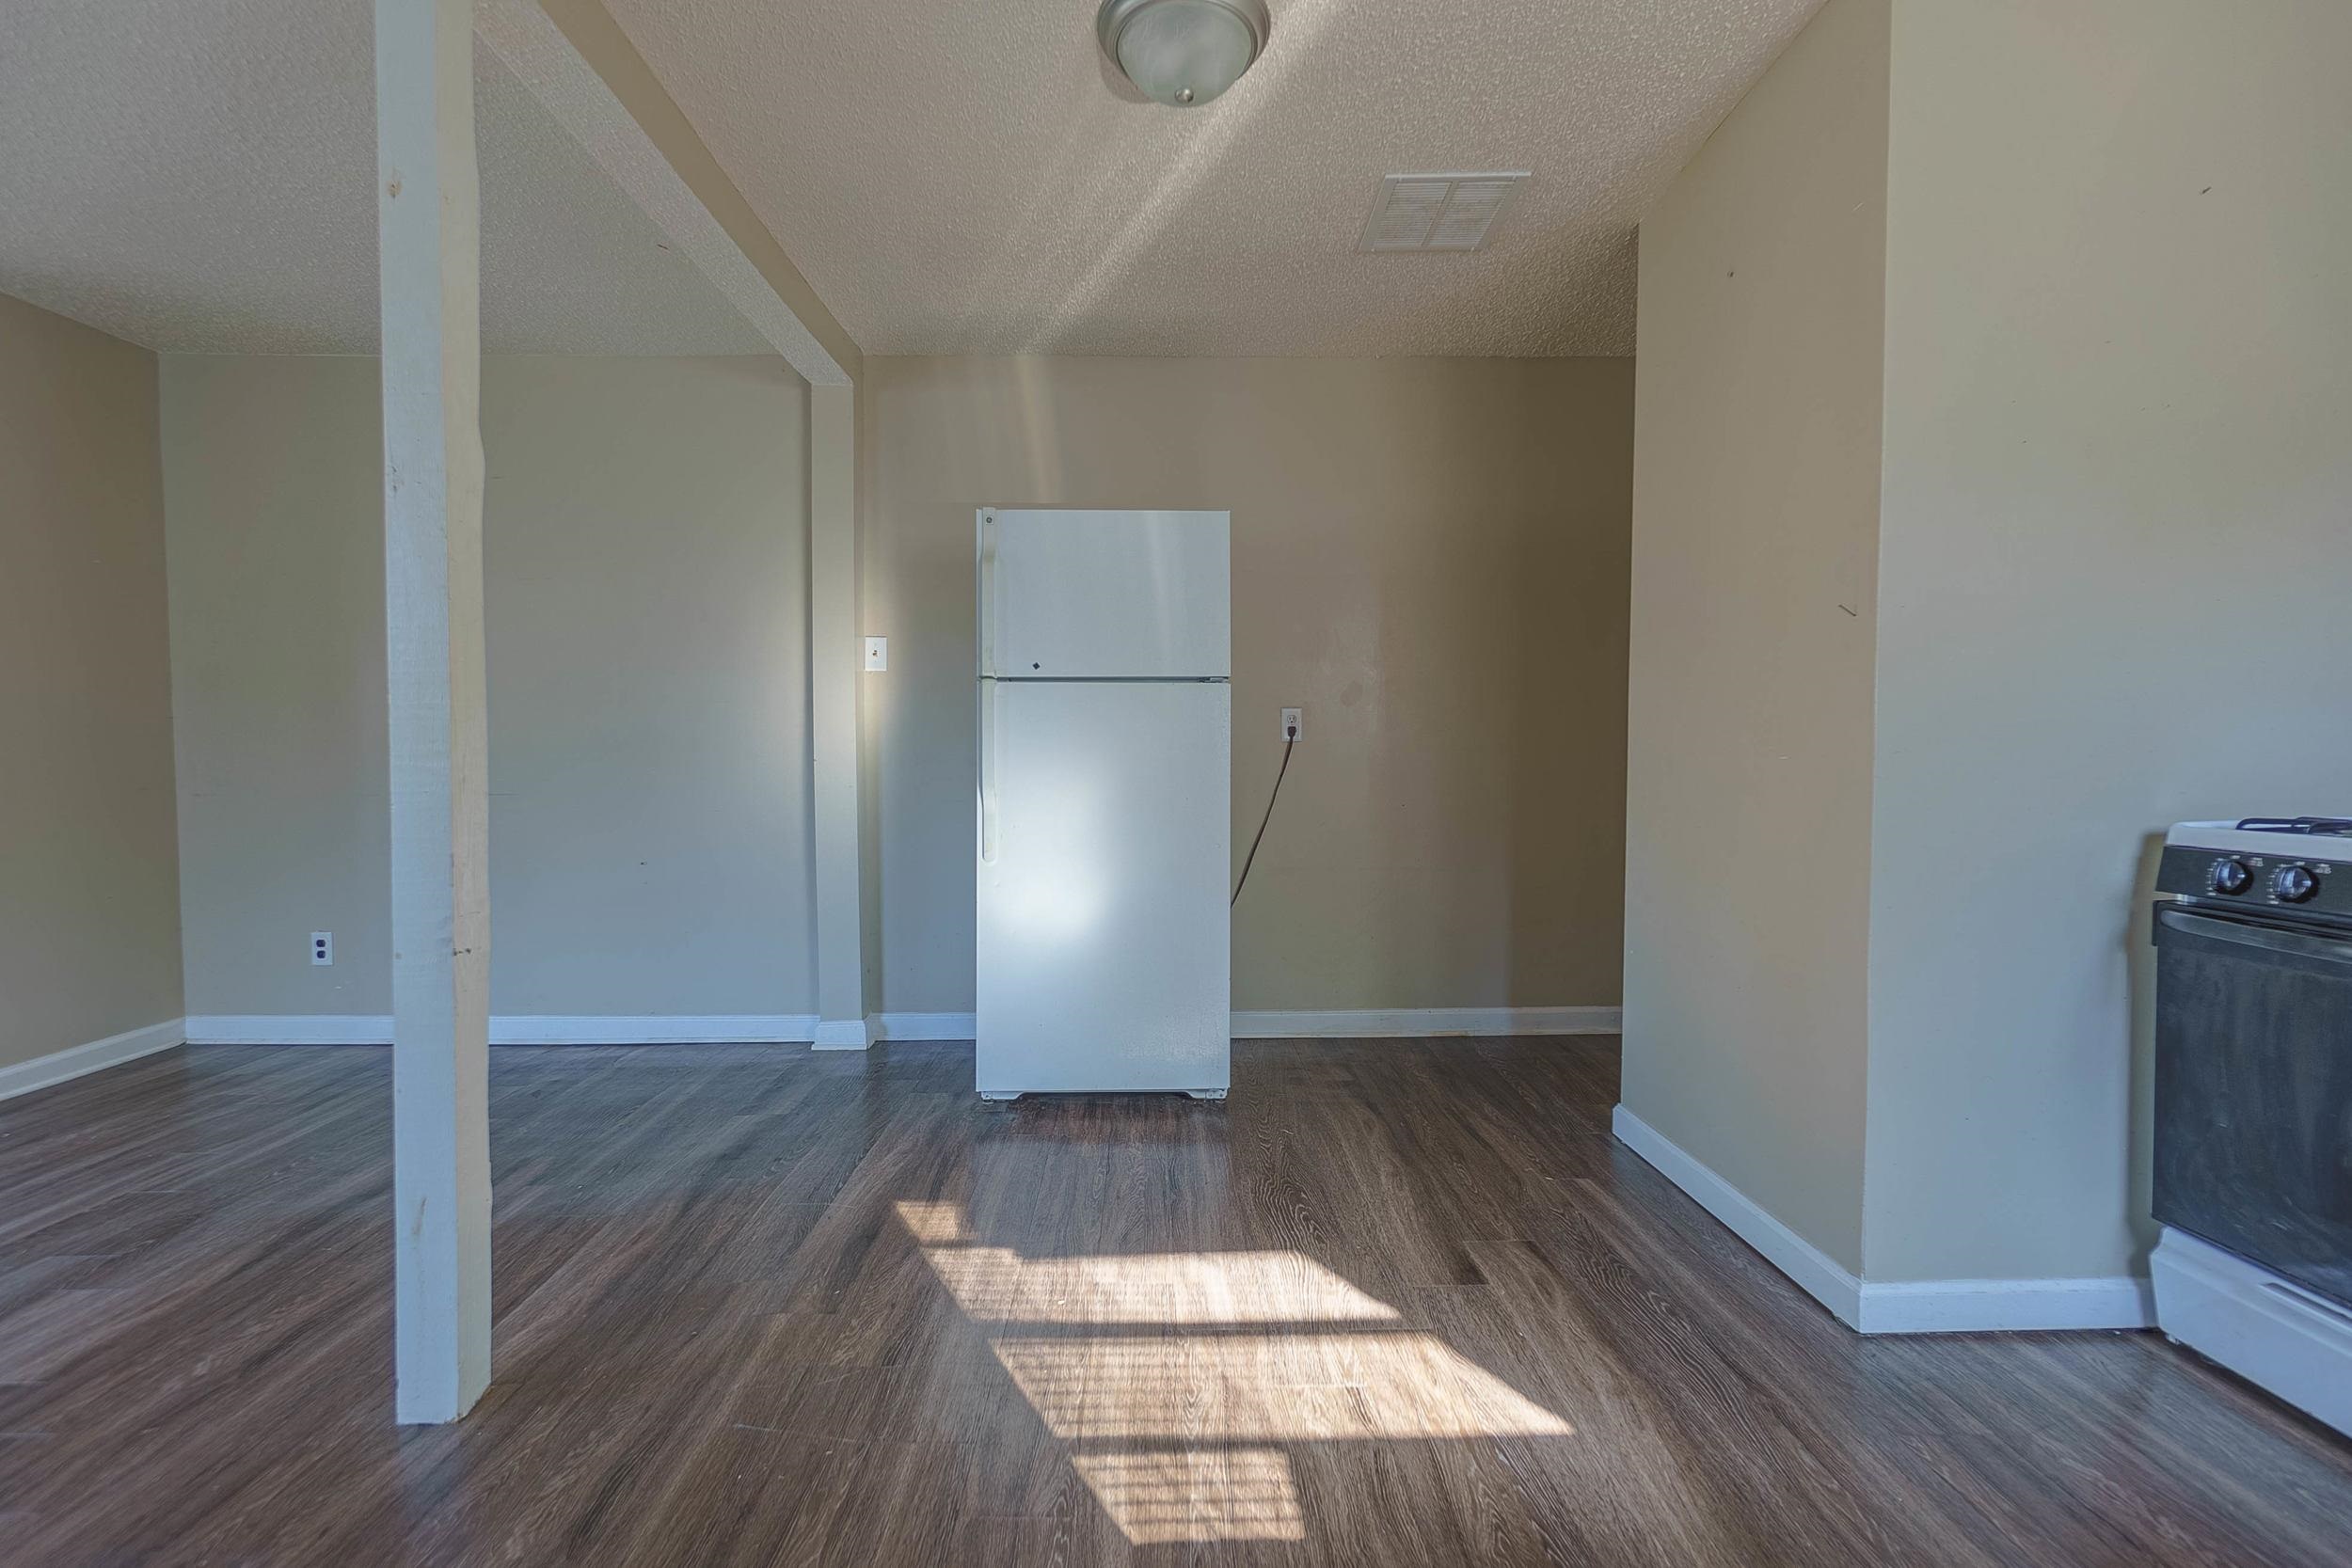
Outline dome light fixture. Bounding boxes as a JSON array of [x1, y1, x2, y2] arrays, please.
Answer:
[[1097, 0, 1272, 108]]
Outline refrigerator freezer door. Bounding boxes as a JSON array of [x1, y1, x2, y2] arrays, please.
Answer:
[[981, 509, 1231, 679], [977, 679, 1231, 1095]]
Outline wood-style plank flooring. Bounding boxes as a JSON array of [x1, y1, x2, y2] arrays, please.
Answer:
[[3, 1038, 2349, 1565]]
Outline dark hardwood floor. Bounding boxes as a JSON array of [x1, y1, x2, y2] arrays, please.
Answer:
[[3, 1037, 2348, 1565]]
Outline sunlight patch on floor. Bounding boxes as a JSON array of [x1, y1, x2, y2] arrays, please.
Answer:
[[923, 1243, 1400, 1324], [897, 1198, 1573, 1545], [895, 1200, 971, 1244], [993, 1332, 1574, 1442], [1073, 1447, 1308, 1544]]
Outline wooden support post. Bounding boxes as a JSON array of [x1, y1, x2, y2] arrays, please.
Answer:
[[375, 0, 491, 1423], [809, 385, 869, 1049]]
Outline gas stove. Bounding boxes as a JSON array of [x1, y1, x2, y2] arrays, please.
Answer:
[[2160, 818, 2352, 923], [2152, 814, 2352, 1437]]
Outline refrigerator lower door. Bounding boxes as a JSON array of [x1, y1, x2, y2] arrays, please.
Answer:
[[977, 679, 1231, 1097]]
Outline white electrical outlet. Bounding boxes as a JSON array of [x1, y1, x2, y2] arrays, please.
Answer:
[[864, 636, 888, 672], [1280, 707, 1302, 740], [310, 931, 333, 966]]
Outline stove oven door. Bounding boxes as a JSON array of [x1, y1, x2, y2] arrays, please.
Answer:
[[2153, 904, 2352, 1308]]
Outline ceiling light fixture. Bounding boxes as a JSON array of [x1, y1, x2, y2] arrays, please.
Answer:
[[1097, 0, 1271, 108]]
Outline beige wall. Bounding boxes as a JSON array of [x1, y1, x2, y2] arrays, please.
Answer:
[[1629, 0, 2352, 1291], [0, 295, 183, 1068], [1621, 0, 1888, 1273], [162, 355, 815, 1020], [1863, 0, 2352, 1283], [860, 356, 1633, 1015]]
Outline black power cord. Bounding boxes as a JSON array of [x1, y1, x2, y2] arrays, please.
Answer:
[[1232, 721, 1297, 906]]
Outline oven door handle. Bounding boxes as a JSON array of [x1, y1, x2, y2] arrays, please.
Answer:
[[2157, 906, 2352, 966]]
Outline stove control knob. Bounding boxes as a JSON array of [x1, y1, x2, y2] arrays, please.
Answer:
[[2274, 863, 2320, 904], [2210, 857, 2254, 895]]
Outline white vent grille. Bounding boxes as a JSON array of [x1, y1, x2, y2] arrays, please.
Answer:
[[1359, 172, 1528, 253]]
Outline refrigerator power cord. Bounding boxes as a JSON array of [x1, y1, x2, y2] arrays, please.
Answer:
[[1232, 723, 1297, 906]]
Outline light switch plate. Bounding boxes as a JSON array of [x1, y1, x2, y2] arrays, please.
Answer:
[[864, 637, 888, 672]]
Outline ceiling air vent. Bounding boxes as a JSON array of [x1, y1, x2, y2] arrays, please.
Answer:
[[1359, 172, 1528, 253]]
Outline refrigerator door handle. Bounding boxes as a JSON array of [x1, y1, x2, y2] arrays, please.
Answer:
[[977, 510, 998, 678], [979, 678, 999, 864]]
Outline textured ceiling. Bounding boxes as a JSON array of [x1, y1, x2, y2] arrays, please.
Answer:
[[605, 0, 1823, 356], [0, 0, 768, 356]]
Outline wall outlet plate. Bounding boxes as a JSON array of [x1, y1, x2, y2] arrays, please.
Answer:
[[1281, 707, 1302, 740], [864, 636, 888, 672], [310, 931, 333, 966]]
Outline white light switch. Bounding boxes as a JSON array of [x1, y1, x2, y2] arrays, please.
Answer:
[[864, 637, 888, 672]]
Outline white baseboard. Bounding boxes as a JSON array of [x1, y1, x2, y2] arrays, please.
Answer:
[[1232, 1006, 1621, 1038], [811, 1017, 872, 1051], [1612, 1102, 1866, 1326], [1610, 1104, 2152, 1335], [185, 1015, 390, 1045], [870, 1011, 977, 1041], [864, 1007, 1620, 1044], [0, 1019, 186, 1102], [176, 1008, 1621, 1050], [1855, 1275, 2154, 1334], [183, 1014, 819, 1046], [493, 1015, 817, 1045]]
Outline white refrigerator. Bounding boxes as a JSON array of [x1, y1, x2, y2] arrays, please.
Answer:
[[976, 508, 1232, 1100]]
